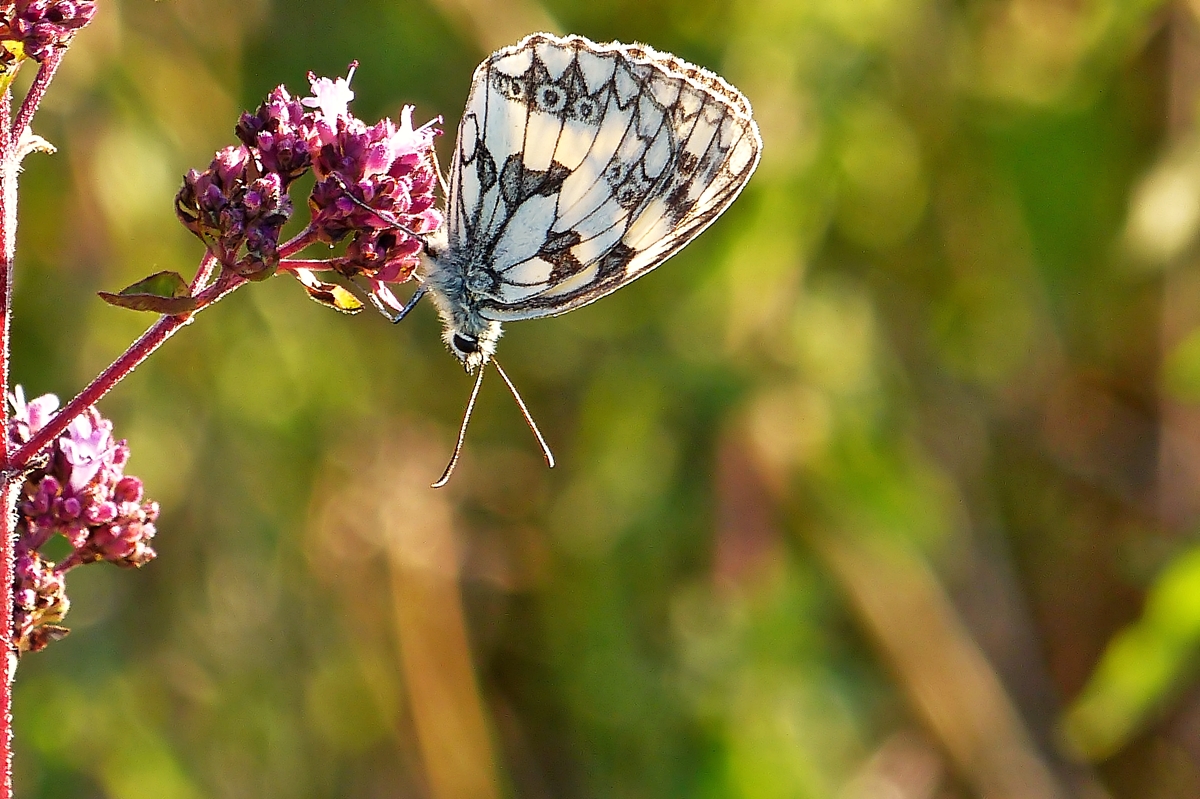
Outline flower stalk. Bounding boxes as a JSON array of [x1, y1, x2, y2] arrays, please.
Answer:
[[0, 77, 16, 799]]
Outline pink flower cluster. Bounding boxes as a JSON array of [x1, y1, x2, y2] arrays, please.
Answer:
[[8, 388, 158, 654], [177, 66, 442, 311]]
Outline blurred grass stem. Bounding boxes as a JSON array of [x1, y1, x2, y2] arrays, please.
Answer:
[[384, 441, 503, 799], [808, 528, 1070, 799]]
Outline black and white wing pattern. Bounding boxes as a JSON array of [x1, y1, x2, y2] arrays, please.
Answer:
[[444, 32, 761, 321]]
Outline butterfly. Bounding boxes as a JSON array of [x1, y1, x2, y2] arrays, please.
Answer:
[[388, 32, 761, 486]]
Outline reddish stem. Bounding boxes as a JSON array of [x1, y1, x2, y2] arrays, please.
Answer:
[[278, 226, 318, 259], [12, 52, 62, 142], [0, 85, 14, 799], [52, 551, 86, 575], [190, 250, 219, 293], [0, 89, 12, 467], [10, 264, 247, 469], [0, 479, 14, 799]]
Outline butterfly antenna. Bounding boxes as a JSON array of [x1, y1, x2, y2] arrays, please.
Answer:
[[432, 361, 488, 488], [493, 358, 555, 470]]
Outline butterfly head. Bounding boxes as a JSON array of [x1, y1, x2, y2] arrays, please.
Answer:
[[444, 321, 501, 373]]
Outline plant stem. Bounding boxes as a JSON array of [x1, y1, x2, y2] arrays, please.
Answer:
[[0, 478, 15, 799], [190, 250, 219, 293], [12, 52, 62, 142], [278, 226, 318, 259], [11, 262, 246, 469], [0, 84, 15, 799], [0, 88, 13, 468]]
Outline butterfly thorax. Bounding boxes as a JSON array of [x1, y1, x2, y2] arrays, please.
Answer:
[[420, 240, 503, 373]]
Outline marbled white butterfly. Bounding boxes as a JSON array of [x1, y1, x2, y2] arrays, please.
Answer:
[[391, 33, 761, 485]]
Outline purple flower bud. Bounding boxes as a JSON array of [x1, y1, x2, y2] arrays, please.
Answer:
[[339, 227, 426, 286], [61, 496, 80, 518], [183, 68, 445, 310], [11, 550, 69, 654], [22, 475, 57, 516], [236, 86, 312, 184], [175, 145, 292, 277], [10, 398, 161, 654], [115, 476, 142, 503], [63, 523, 87, 549], [83, 500, 117, 525], [308, 103, 442, 293]]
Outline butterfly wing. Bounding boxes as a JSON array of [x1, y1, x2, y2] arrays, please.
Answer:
[[444, 33, 761, 322]]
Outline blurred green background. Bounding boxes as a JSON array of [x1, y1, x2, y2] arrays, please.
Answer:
[[9, 0, 1200, 796]]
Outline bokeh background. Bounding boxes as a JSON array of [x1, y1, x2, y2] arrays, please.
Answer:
[[8, 0, 1200, 796]]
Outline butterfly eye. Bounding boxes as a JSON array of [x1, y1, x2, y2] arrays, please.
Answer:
[[452, 333, 480, 354]]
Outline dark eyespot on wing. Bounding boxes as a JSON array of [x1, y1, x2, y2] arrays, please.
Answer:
[[538, 230, 584, 281], [596, 243, 635, 280], [499, 155, 571, 211], [476, 146, 497, 192]]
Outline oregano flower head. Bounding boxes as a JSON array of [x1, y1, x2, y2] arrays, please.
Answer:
[[174, 65, 443, 313], [8, 388, 159, 655]]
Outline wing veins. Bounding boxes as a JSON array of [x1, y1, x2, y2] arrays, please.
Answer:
[[442, 34, 761, 322], [552, 67, 644, 224]]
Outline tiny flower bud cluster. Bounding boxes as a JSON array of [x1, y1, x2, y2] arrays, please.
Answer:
[[175, 145, 291, 279], [176, 67, 442, 307], [8, 387, 159, 654], [13, 551, 66, 654], [0, 0, 96, 63]]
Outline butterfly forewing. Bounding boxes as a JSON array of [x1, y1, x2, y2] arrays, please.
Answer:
[[446, 33, 761, 322]]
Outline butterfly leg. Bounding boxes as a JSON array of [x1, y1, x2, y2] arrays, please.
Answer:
[[342, 276, 428, 324], [431, 146, 449, 198], [373, 283, 427, 325]]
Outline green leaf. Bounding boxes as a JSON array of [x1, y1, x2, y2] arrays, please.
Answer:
[[98, 270, 198, 314]]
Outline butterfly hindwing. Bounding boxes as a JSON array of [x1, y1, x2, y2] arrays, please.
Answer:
[[444, 33, 761, 321]]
